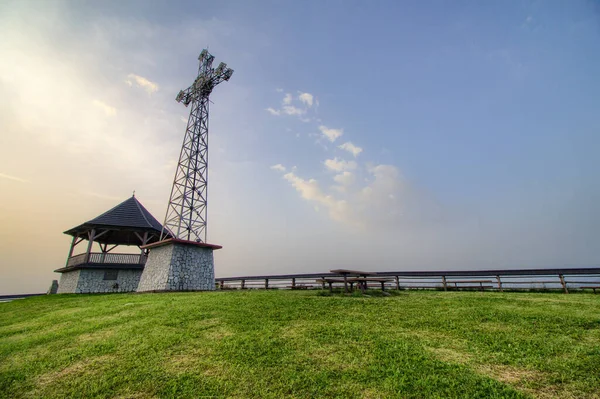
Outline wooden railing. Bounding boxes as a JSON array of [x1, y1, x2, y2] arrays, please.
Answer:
[[215, 267, 600, 293], [66, 252, 146, 267]]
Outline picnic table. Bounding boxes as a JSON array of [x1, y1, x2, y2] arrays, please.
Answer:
[[317, 270, 393, 293], [330, 269, 375, 293]]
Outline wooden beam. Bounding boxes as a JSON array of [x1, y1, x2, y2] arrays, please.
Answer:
[[559, 274, 569, 294], [85, 229, 96, 263], [105, 244, 119, 253], [496, 275, 503, 292], [93, 229, 110, 240]]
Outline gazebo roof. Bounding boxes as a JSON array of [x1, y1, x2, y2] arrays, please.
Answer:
[[64, 196, 166, 244]]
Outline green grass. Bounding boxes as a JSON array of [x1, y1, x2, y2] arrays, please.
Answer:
[[1, 290, 599, 398]]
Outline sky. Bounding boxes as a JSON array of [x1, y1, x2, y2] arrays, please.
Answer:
[[0, 0, 599, 294]]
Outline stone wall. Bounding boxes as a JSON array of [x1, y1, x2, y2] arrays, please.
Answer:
[[56, 269, 142, 293], [136, 244, 173, 291], [137, 242, 215, 291], [57, 270, 80, 293], [76, 269, 143, 293]]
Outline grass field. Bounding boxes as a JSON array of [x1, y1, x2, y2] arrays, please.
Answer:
[[1, 290, 599, 399]]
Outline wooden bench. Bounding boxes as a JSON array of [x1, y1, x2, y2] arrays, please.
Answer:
[[580, 286, 600, 294], [315, 278, 347, 292], [348, 277, 394, 292]]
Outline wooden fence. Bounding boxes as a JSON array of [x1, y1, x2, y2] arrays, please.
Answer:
[[215, 267, 600, 293]]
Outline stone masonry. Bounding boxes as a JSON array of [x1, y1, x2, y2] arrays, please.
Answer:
[[57, 269, 142, 293], [76, 269, 142, 293], [137, 241, 216, 291], [57, 270, 80, 294]]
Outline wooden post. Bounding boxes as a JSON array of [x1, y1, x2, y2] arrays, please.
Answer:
[[292, 278, 296, 289], [343, 274, 348, 293], [442, 276, 447, 291], [66, 235, 78, 265], [380, 281, 385, 291], [328, 281, 333, 293], [85, 229, 95, 263], [265, 279, 269, 290], [321, 278, 326, 290], [219, 280, 224, 289], [140, 232, 149, 254], [241, 279, 245, 289], [496, 275, 503, 292], [99, 243, 107, 263], [559, 274, 568, 294], [395, 276, 400, 290]]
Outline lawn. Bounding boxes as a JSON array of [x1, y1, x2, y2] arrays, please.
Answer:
[[1, 290, 599, 398]]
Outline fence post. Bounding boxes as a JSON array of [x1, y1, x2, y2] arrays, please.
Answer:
[[241, 279, 245, 290], [219, 280, 224, 290], [395, 275, 400, 290], [559, 274, 568, 294], [442, 276, 447, 291], [321, 278, 326, 290], [265, 278, 269, 290], [292, 278, 296, 289], [496, 275, 503, 292]]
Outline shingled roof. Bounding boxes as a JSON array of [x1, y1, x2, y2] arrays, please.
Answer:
[[64, 196, 166, 244]]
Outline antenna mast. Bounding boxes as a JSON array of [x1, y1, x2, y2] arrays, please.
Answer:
[[161, 50, 233, 242]]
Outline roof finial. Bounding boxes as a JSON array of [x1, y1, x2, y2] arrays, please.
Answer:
[[132, 190, 136, 197]]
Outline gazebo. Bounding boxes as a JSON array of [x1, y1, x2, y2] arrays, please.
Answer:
[[55, 195, 169, 293]]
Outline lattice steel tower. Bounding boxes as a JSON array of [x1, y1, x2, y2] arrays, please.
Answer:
[[161, 49, 233, 242]]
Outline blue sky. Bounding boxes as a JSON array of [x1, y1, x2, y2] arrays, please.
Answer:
[[0, 0, 599, 294]]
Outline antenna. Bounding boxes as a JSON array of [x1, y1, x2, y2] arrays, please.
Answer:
[[161, 49, 234, 242]]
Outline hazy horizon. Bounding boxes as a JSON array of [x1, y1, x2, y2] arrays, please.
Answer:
[[1, 0, 599, 295]]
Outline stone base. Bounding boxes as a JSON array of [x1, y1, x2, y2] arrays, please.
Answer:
[[137, 239, 222, 292], [56, 269, 142, 293], [47, 280, 59, 294]]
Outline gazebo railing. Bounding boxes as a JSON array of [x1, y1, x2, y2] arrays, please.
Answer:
[[66, 252, 146, 267]]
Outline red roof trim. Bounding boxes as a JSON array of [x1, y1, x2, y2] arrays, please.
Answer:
[[141, 238, 222, 250]]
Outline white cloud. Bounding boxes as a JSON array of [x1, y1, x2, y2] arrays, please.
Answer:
[[126, 73, 159, 94], [282, 105, 305, 116], [339, 142, 363, 157], [283, 172, 353, 225], [92, 100, 117, 116], [278, 162, 416, 229], [275, 88, 284, 92], [0, 172, 28, 183], [298, 92, 314, 107], [324, 157, 357, 172], [270, 164, 286, 172], [266, 91, 310, 118], [333, 171, 355, 186], [319, 125, 343, 142]]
